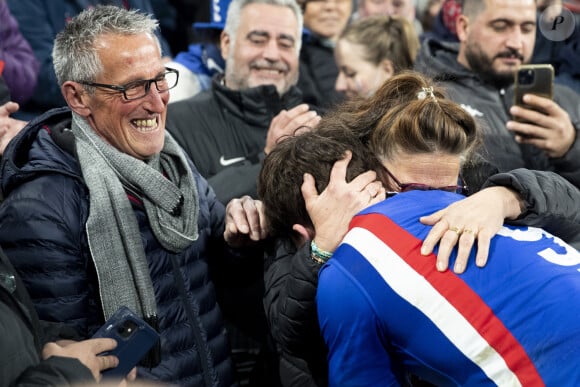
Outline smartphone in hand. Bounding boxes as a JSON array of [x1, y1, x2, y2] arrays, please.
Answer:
[[92, 306, 160, 379], [514, 64, 554, 114]]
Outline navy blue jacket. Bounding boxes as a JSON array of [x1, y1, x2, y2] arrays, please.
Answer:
[[0, 244, 94, 386], [0, 107, 237, 386]]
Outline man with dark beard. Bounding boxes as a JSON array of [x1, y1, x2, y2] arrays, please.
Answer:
[[414, 0, 580, 189]]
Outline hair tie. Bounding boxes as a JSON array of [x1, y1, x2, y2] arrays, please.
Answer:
[[417, 87, 435, 100]]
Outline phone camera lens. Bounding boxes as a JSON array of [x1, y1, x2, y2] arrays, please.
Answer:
[[518, 69, 535, 85], [117, 320, 139, 339]]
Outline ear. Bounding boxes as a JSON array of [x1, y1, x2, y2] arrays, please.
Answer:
[[456, 14, 469, 42], [220, 31, 231, 60], [379, 59, 395, 78], [61, 81, 91, 117], [292, 224, 315, 246]]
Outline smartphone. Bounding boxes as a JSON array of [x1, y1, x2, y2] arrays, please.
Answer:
[[92, 306, 160, 379], [513, 64, 554, 114]]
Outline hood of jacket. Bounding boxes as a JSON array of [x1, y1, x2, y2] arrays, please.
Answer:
[[211, 75, 305, 127], [1, 107, 80, 198], [415, 38, 477, 83], [173, 43, 225, 78]]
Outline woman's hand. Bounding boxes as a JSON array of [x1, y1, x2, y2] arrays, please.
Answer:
[[303, 151, 385, 252], [420, 186, 524, 273]]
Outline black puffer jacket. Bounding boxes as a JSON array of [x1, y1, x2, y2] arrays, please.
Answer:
[[297, 33, 344, 111], [0, 107, 237, 386], [0, 245, 94, 386], [415, 38, 580, 189], [264, 238, 328, 387], [166, 76, 304, 204]]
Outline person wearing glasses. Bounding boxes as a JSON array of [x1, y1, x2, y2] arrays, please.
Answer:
[[257, 71, 580, 387], [315, 74, 580, 386], [5, 0, 172, 122], [0, 6, 265, 386]]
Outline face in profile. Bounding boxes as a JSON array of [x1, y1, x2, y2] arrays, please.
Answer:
[[81, 33, 168, 160], [303, 0, 353, 41], [458, 0, 536, 86], [334, 38, 393, 98], [221, 3, 300, 95]]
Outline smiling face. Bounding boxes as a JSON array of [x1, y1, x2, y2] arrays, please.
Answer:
[[303, 0, 352, 41], [77, 33, 168, 159], [358, 0, 415, 21], [221, 3, 300, 95], [334, 39, 393, 98], [457, 0, 537, 86]]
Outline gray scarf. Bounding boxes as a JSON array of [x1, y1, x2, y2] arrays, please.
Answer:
[[71, 113, 199, 322]]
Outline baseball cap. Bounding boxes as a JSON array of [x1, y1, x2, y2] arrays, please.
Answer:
[[193, 0, 232, 30]]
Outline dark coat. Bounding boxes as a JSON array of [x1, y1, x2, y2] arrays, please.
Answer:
[[297, 33, 344, 111], [0, 107, 236, 386], [263, 238, 328, 387], [166, 76, 304, 204], [0, 245, 94, 386], [166, 75, 301, 387]]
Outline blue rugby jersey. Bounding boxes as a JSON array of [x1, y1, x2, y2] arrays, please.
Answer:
[[317, 190, 580, 387]]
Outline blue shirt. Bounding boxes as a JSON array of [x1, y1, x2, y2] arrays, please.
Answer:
[[317, 190, 580, 386]]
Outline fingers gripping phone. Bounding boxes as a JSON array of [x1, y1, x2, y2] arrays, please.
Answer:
[[92, 306, 160, 379], [513, 64, 554, 117]]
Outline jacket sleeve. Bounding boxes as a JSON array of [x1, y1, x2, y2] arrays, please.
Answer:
[[207, 160, 262, 204], [550, 85, 580, 188], [12, 357, 94, 387], [482, 168, 580, 249], [0, 1, 39, 104], [264, 238, 325, 358], [5, 0, 65, 111], [0, 174, 96, 337]]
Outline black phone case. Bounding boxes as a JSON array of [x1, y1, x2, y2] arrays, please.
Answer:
[[92, 306, 160, 379]]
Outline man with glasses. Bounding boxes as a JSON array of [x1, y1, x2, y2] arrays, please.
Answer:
[[77, 68, 179, 102], [0, 6, 263, 386]]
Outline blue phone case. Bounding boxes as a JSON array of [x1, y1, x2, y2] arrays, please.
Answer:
[[92, 306, 160, 379]]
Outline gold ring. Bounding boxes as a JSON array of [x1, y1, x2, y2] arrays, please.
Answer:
[[463, 229, 475, 235], [449, 226, 462, 235]]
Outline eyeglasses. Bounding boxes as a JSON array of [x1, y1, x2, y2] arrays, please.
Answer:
[[383, 165, 467, 195], [78, 67, 179, 101]]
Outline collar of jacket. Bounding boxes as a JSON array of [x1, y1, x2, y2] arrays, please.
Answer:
[[416, 38, 467, 81], [0, 107, 81, 197], [210, 75, 304, 127]]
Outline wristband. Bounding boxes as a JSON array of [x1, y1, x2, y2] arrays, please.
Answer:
[[310, 240, 332, 264]]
